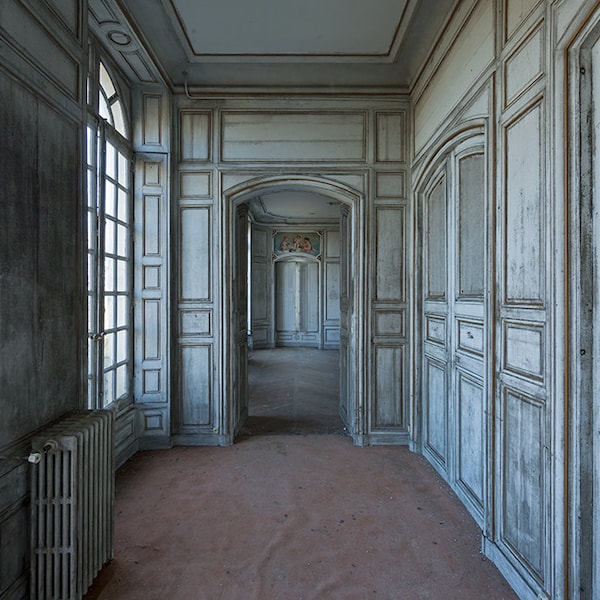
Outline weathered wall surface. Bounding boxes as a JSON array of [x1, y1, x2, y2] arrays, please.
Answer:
[[0, 1, 87, 597], [411, 1, 597, 598]]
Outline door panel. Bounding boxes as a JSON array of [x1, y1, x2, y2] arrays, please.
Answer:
[[232, 204, 249, 435]]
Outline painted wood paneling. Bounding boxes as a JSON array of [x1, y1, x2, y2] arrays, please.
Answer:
[[373, 345, 405, 428], [501, 388, 545, 579], [426, 175, 447, 299], [180, 207, 211, 301], [134, 154, 170, 445], [425, 358, 448, 466], [180, 345, 212, 426], [414, 1, 494, 153], [376, 112, 406, 163], [457, 372, 485, 507], [221, 111, 367, 162], [325, 262, 340, 322], [375, 206, 405, 302], [375, 171, 406, 198], [504, 0, 543, 42], [504, 101, 544, 305], [180, 111, 211, 161], [457, 153, 485, 297], [0, 0, 80, 99], [504, 23, 544, 108]]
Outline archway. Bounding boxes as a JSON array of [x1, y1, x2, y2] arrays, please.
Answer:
[[222, 176, 366, 443]]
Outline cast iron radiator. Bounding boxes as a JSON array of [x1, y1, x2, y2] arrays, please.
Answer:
[[30, 410, 114, 600]]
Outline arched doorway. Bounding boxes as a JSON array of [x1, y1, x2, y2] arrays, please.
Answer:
[[222, 176, 365, 443]]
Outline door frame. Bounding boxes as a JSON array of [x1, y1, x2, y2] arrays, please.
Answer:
[[222, 174, 366, 443]]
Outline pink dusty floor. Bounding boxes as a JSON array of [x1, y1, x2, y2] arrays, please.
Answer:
[[85, 436, 517, 600]]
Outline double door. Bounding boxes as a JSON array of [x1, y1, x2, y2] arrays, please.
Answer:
[[421, 139, 488, 525]]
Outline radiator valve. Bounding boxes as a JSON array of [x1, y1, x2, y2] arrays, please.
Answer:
[[28, 453, 42, 464]]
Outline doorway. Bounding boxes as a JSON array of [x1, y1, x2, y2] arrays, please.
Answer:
[[223, 176, 364, 443]]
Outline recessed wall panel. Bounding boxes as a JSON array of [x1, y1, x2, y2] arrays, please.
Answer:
[[180, 207, 211, 301], [143, 195, 161, 256], [458, 153, 485, 297], [251, 263, 269, 322], [142, 95, 162, 146], [180, 345, 212, 426], [325, 262, 340, 321], [179, 172, 211, 198], [373, 345, 404, 428], [504, 101, 544, 305], [180, 310, 212, 336], [425, 358, 447, 466], [458, 373, 484, 506], [375, 171, 406, 198], [180, 111, 211, 161], [221, 112, 366, 162], [426, 176, 447, 299], [376, 113, 406, 163], [504, 322, 544, 381], [375, 206, 405, 302], [502, 388, 545, 578], [143, 299, 160, 360]]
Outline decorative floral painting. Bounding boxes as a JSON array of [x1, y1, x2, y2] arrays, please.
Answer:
[[273, 231, 321, 258]]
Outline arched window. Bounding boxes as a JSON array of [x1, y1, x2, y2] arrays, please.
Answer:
[[86, 58, 132, 410]]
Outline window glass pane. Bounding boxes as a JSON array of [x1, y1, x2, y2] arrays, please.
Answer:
[[99, 62, 116, 98], [117, 224, 128, 257], [103, 370, 114, 406], [116, 365, 127, 399], [87, 126, 95, 165], [106, 142, 117, 180], [103, 333, 114, 368], [87, 213, 95, 250], [105, 219, 116, 255], [117, 330, 128, 363], [104, 257, 115, 292], [118, 152, 129, 186], [87, 254, 95, 291], [105, 181, 116, 217], [116, 259, 127, 291], [117, 296, 128, 327], [118, 189, 128, 222], [112, 100, 127, 139], [104, 296, 115, 331], [87, 171, 96, 209], [99, 91, 112, 125]]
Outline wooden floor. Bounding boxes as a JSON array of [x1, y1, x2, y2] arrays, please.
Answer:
[[241, 347, 346, 437], [85, 348, 518, 600]]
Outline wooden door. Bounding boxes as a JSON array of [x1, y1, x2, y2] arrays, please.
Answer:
[[421, 141, 487, 526], [339, 204, 353, 431], [232, 204, 249, 435]]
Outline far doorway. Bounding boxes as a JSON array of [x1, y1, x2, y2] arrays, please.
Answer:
[[241, 347, 345, 436]]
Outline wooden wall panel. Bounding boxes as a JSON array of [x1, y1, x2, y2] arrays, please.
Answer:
[[426, 176, 447, 300], [325, 262, 340, 322], [180, 171, 212, 198], [0, 1, 80, 99], [221, 111, 367, 162], [180, 345, 212, 427], [457, 153, 485, 297], [414, 1, 494, 153], [457, 372, 485, 508], [180, 111, 211, 161], [425, 358, 448, 466], [501, 388, 545, 579], [504, 0, 543, 42], [375, 206, 405, 302], [180, 207, 211, 301], [373, 345, 405, 428], [504, 101, 544, 305], [375, 172, 406, 198], [504, 23, 544, 108], [375, 112, 406, 163]]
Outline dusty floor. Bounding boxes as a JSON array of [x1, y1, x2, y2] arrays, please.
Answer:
[[85, 348, 518, 600]]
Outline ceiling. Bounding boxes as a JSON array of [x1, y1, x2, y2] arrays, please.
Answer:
[[248, 191, 341, 225], [116, 0, 457, 92]]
